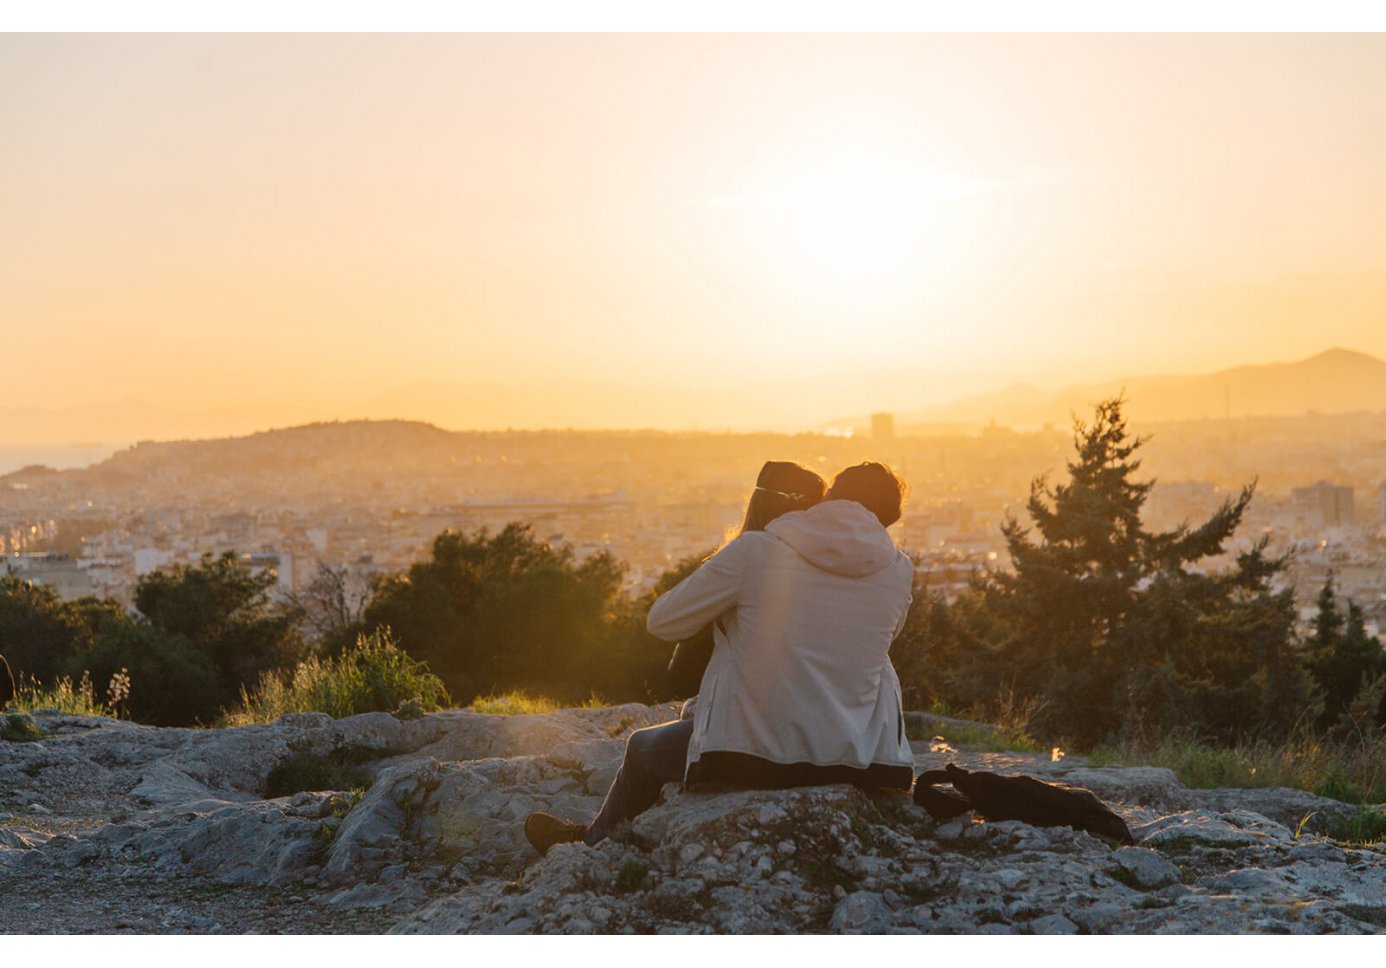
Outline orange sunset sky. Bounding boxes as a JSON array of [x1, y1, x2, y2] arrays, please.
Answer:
[[4, 32, 1386, 435]]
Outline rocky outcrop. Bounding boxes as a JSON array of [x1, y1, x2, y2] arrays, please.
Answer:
[[2, 706, 1382, 934]]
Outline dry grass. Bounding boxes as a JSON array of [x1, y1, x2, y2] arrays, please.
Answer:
[[468, 690, 609, 716], [8, 671, 109, 717], [1089, 728, 1386, 805]]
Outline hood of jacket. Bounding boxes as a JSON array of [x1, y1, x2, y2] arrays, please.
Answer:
[[765, 499, 901, 579]]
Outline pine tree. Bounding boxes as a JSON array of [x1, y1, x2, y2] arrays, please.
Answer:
[[975, 397, 1299, 746], [1306, 575, 1386, 730]]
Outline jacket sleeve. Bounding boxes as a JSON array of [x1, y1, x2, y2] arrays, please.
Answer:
[[647, 538, 746, 642], [892, 593, 913, 641], [890, 555, 914, 643]]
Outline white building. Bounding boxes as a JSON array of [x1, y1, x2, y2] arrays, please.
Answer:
[[3, 552, 96, 600], [134, 548, 175, 576]]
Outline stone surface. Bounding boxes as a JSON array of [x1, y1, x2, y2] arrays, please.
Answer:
[[1, 704, 1383, 934], [1111, 847, 1181, 890]]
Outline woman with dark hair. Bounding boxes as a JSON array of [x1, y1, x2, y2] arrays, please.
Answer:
[[666, 460, 827, 699], [524, 460, 914, 856]]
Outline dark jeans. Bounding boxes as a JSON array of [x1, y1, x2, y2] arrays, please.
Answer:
[[584, 717, 693, 845]]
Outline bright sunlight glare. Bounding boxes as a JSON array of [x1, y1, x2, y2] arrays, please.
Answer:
[[775, 161, 980, 279], [696, 153, 986, 300]]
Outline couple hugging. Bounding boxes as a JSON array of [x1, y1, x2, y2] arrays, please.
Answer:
[[525, 459, 914, 855]]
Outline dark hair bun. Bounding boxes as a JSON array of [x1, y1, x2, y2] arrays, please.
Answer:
[[756, 461, 828, 503]]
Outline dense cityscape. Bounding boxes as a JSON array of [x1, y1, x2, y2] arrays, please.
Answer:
[[5, 409, 1386, 638]]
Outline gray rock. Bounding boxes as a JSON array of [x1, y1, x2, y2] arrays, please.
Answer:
[[1030, 913, 1080, 934], [996, 867, 1027, 889], [1191, 786, 1360, 831], [1137, 809, 1293, 847], [830, 891, 894, 933], [0, 827, 51, 850], [1111, 846, 1180, 889], [326, 881, 398, 909], [1197, 867, 1300, 900], [1057, 767, 1185, 809], [933, 820, 968, 839]]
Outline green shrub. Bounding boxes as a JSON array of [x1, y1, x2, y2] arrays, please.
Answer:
[[1326, 809, 1386, 846], [614, 858, 649, 894], [134, 552, 307, 709], [264, 750, 374, 798], [352, 524, 629, 705], [71, 622, 220, 726], [223, 628, 449, 726], [0, 577, 110, 686], [1315, 773, 1366, 804], [4, 554, 311, 727], [1, 712, 44, 742]]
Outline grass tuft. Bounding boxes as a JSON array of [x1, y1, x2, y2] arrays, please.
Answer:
[[470, 691, 561, 716], [1325, 809, 1386, 846], [1, 712, 45, 742], [263, 750, 376, 799], [1087, 729, 1386, 804], [223, 628, 449, 726], [469, 690, 609, 716], [614, 858, 648, 894], [9, 671, 109, 717]]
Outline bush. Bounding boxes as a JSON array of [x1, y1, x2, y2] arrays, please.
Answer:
[[4, 554, 311, 726], [1326, 809, 1386, 846], [223, 628, 449, 726], [1, 712, 44, 742], [135, 552, 307, 710], [0, 578, 116, 685], [353, 524, 629, 705], [263, 750, 374, 798], [68, 622, 221, 726]]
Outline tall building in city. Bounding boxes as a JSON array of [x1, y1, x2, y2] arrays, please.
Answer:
[[1290, 481, 1355, 529], [871, 412, 895, 443]]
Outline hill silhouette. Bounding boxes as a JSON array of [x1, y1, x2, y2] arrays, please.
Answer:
[[876, 348, 1386, 430]]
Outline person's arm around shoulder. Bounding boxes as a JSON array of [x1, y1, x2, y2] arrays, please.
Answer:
[[647, 536, 749, 642]]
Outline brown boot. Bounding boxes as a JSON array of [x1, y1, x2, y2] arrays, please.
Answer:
[[524, 812, 586, 856]]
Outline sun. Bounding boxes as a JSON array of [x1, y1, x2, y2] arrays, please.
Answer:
[[779, 162, 939, 278], [719, 153, 983, 291]]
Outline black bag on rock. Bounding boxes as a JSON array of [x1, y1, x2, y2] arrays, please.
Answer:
[[913, 762, 1135, 844]]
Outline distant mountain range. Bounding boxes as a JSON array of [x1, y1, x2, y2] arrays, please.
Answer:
[[5, 349, 1386, 451], [868, 349, 1386, 432]]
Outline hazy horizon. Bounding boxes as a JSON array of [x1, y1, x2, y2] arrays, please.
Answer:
[[6, 34, 1386, 440]]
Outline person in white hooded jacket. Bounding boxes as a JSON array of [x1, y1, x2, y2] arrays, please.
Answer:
[[523, 462, 915, 856]]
